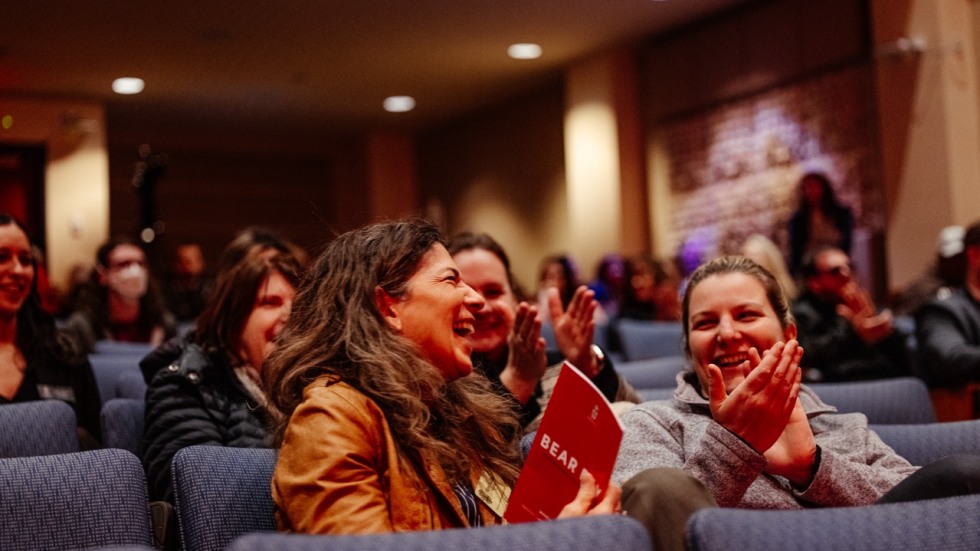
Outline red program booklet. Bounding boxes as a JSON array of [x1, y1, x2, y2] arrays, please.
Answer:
[[503, 361, 624, 523]]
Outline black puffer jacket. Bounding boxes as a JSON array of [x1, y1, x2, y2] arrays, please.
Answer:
[[139, 336, 274, 502]]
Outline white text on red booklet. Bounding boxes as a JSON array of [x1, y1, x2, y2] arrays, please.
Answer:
[[503, 362, 624, 523]]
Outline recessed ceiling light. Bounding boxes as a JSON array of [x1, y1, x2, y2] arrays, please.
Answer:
[[508, 43, 542, 60], [383, 96, 416, 113], [112, 77, 145, 95]]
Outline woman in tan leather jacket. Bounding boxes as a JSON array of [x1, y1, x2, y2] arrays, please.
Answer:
[[264, 219, 620, 534]]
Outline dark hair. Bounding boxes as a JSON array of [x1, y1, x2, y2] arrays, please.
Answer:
[[797, 172, 844, 215], [213, 227, 308, 275], [538, 254, 577, 307], [264, 218, 521, 487], [193, 228, 305, 365], [965, 220, 980, 249], [619, 254, 669, 320], [680, 256, 795, 357], [447, 231, 526, 300], [799, 245, 844, 279], [0, 214, 81, 365]]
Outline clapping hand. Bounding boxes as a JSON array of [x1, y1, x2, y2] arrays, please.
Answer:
[[549, 286, 601, 378], [499, 302, 548, 403], [706, 341, 802, 453]]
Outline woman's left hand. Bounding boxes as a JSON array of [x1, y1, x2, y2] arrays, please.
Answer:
[[762, 400, 817, 486], [549, 286, 600, 378], [557, 469, 623, 518]]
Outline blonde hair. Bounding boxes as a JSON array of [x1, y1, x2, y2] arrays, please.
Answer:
[[741, 234, 798, 300]]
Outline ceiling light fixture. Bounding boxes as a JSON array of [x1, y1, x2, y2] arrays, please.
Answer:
[[112, 77, 145, 95], [507, 43, 542, 60], [383, 96, 416, 113]]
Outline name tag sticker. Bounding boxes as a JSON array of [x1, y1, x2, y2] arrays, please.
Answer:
[[476, 471, 510, 518]]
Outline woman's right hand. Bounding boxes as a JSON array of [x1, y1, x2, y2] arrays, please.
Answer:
[[706, 340, 804, 454], [499, 302, 548, 403], [557, 469, 622, 518]]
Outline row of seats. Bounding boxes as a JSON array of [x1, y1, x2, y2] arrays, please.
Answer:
[[88, 340, 154, 404], [0, 443, 653, 551], [7, 437, 980, 551]]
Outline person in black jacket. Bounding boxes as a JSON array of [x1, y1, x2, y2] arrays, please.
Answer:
[[448, 232, 638, 432], [916, 220, 980, 388], [0, 214, 102, 448], [140, 227, 306, 501], [792, 246, 910, 382]]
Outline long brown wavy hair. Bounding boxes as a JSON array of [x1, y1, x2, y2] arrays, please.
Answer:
[[264, 219, 522, 487]]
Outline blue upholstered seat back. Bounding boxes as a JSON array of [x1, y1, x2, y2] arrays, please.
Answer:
[[227, 514, 651, 551], [615, 320, 684, 361], [0, 400, 79, 457], [687, 493, 980, 551], [171, 445, 278, 551], [810, 377, 937, 424], [101, 397, 145, 454], [0, 448, 154, 550], [872, 420, 980, 466]]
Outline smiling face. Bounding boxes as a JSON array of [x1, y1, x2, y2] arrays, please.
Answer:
[[238, 270, 296, 371], [0, 223, 34, 320], [686, 272, 796, 393], [452, 247, 517, 359], [385, 244, 485, 381]]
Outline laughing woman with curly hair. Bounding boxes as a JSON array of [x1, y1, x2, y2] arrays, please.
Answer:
[[265, 219, 620, 534]]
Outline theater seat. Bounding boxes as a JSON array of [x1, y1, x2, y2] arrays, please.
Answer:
[[614, 320, 684, 361], [687, 493, 980, 551], [0, 400, 79, 457], [227, 515, 651, 551], [101, 398, 145, 454], [871, 420, 980, 466], [0, 448, 154, 550], [809, 377, 937, 424], [171, 445, 278, 551]]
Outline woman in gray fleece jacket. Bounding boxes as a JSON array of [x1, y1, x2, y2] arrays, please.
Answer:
[[613, 256, 980, 551]]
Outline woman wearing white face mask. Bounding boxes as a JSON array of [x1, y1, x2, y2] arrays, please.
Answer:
[[65, 237, 176, 354]]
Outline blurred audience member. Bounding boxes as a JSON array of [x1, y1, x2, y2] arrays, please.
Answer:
[[450, 232, 638, 431], [162, 241, 213, 323], [536, 254, 577, 310], [0, 214, 101, 447], [140, 227, 305, 501], [916, 221, 980, 388], [793, 246, 910, 382], [892, 226, 967, 317], [589, 253, 625, 318], [31, 246, 64, 315], [741, 234, 798, 300], [788, 172, 854, 276], [65, 237, 176, 353], [619, 255, 681, 322], [57, 262, 94, 320]]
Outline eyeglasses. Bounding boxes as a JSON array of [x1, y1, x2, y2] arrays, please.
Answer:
[[819, 264, 852, 278]]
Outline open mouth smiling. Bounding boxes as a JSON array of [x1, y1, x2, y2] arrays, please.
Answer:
[[713, 352, 749, 368], [453, 320, 474, 337]]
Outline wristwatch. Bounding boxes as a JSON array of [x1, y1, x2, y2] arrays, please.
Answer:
[[591, 344, 606, 374]]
